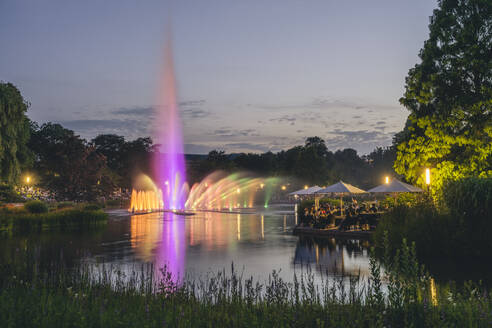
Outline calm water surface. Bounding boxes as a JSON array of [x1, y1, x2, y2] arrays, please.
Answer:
[[1, 204, 371, 283]]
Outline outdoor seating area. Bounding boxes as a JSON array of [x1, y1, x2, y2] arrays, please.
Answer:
[[292, 179, 423, 234], [300, 202, 383, 231]]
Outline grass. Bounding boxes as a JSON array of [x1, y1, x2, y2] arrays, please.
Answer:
[[0, 208, 108, 233], [0, 240, 491, 327]]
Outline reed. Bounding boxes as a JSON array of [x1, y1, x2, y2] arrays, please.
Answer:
[[0, 208, 108, 233], [0, 240, 491, 327]]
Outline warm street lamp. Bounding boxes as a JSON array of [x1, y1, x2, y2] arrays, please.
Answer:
[[26, 176, 31, 184], [425, 168, 431, 186], [385, 176, 389, 184], [304, 185, 308, 189]]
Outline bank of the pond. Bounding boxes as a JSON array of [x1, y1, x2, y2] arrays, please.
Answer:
[[293, 226, 372, 239], [1, 241, 491, 327], [374, 178, 492, 260], [0, 209, 108, 233]]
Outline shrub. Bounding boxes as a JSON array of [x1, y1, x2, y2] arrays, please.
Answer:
[[24, 200, 48, 214], [0, 209, 108, 233], [374, 179, 492, 259], [442, 177, 492, 221], [105, 199, 121, 207], [83, 204, 101, 211], [0, 184, 24, 202], [57, 201, 74, 209]]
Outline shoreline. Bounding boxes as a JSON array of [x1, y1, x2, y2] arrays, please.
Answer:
[[293, 225, 373, 239]]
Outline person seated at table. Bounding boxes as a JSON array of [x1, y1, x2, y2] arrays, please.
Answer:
[[369, 204, 378, 213]]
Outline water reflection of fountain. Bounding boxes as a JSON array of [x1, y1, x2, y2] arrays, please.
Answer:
[[130, 212, 185, 283]]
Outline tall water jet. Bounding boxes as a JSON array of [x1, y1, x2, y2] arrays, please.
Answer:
[[153, 37, 187, 210]]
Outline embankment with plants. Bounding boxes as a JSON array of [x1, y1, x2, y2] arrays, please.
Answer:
[[0, 200, 108, 233], [374, 177, 492, 259], [0, 240, 491, 327]]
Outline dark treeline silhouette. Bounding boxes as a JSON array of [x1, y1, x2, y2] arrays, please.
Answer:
[[188, 137, 397, 189]]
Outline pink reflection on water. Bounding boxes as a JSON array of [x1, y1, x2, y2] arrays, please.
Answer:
[[153, 37, 186, 210], [155, 213, 186, 284]]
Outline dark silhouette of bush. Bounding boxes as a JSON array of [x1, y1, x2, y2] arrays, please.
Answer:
[[24, 200, 48, 214]]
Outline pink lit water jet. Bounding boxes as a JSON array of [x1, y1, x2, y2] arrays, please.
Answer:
[[153, 38, 187, 210]]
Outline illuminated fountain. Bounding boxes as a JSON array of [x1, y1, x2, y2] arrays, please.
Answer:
[[129, 171, 279, 213], [128, 37, 281, 214], [152, 37, 188, 210], [186, 171, 278, 211]]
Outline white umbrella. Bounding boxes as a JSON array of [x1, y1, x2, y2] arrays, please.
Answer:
[[317, 181, 366, 194], [315, 181, 366, 214], [368, 179, 422, 193], [289, 185, 322, 196]]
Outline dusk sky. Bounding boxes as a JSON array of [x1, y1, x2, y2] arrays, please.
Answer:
[[1, 0, 438, 155]]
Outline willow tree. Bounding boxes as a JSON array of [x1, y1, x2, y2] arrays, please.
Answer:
[[0, 83, 32, 184], [394, 0, 492, 195]]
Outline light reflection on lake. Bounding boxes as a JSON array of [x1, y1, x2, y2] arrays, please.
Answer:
[[0, 204, 372, 284], [118, 204, 370, 283]]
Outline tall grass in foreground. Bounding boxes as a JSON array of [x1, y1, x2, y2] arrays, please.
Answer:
[[0, 209, 108, 233], [1, 240, 491, 327]]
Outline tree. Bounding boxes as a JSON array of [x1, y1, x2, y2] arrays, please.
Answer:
[[0, 83, 32, 184], [119, 137, 153, 188], [394, 0, 492, 194], [92, 134, 126, 172], [330, 148, 366, 185], [294, 137, 332, 185], [363, 147, 397, 187], [29, 123, 110, 200]]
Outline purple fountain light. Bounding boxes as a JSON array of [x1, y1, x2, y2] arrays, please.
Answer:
[[153, 38, 187, 210]]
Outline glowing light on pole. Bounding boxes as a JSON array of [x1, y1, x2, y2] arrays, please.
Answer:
[[304, 185, 308, 189], [26, 176, 31, 184], [385, 176, 389, 184], [425, 168, 431, 186]]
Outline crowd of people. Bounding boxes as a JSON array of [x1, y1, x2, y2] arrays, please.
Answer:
[[300, 199, 385, 231]]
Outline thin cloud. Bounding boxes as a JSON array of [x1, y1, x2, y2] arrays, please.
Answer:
[[179, 99, 206, 106], [213, 128, 259, 137], [181, 108, 210, 119], [111, 106, 153, 116]]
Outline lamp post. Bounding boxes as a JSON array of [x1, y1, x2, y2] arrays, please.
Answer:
[[425, 168, 431, 193], [385, 176, 389, 184]]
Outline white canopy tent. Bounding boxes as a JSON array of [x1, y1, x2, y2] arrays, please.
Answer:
[[289, 185, 323, 196], [317, 181, 366, 194], [315, 181, 366, 214], [368, 179, 423, 193]]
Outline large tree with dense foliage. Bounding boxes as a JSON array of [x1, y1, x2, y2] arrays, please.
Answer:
[[0, 83, 32, 184], [29, 123, 111, 200], [394, 0, 492, 194]]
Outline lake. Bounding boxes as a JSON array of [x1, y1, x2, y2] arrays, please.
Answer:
[[0, 204, 372, 285]]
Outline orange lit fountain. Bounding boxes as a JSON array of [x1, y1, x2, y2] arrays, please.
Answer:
[[129, 171, 279, 213]]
